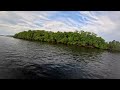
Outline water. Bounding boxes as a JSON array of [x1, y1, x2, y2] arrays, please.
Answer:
[[0, 36, 120, 79]]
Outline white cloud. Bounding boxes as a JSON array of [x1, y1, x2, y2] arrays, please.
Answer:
[[77, 11, 120, 41], [0, 11, 120, 41], [39, 20, 78, 32]]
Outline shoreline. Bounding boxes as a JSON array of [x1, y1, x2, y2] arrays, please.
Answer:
[[13, 30, 120, 52]]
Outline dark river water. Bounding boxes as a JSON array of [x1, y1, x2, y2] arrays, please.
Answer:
[[0, 36, 120, 79]]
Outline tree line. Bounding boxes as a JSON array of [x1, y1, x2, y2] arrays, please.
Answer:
[[13, 30, 120, 51]]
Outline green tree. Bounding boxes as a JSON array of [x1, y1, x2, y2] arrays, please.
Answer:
[[13, 30, 120, 51]]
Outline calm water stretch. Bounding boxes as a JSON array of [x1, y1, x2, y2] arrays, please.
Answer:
[[0, 36, 120, 79]]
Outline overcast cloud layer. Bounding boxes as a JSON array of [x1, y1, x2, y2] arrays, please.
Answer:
[[0, 11, 120, 41]]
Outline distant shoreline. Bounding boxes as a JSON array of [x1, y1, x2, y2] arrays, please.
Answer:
[[0, 35, 14, 37]]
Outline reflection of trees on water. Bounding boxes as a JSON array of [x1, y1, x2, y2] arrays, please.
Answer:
[[45, 43, 105, 63], [14, 39, 107, 66]]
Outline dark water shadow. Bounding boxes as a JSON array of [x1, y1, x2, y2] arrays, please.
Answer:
[[13, 62, 105, 79]]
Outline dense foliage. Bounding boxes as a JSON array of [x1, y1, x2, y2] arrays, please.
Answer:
[[14, 30, 120, 51], [108, 40, 120, 51]]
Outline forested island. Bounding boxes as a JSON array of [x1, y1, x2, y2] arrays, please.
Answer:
[[13, 30, 120, 51]]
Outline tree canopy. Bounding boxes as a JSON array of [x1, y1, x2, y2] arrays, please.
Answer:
[[14, 30, 120, 51]]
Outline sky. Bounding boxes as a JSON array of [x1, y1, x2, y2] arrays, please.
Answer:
[[0, 11, 120, 41]]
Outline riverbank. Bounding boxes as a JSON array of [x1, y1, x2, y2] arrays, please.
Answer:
[[13, 30, 120, 52]]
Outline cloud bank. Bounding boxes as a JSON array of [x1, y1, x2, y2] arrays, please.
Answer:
[[0, 11, 120, 41]]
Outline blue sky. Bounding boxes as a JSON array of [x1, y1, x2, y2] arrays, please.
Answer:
[[0, 11, 120, 41]]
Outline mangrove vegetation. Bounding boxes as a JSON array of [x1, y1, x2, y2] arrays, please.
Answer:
[[14, 30, 120, 51]]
